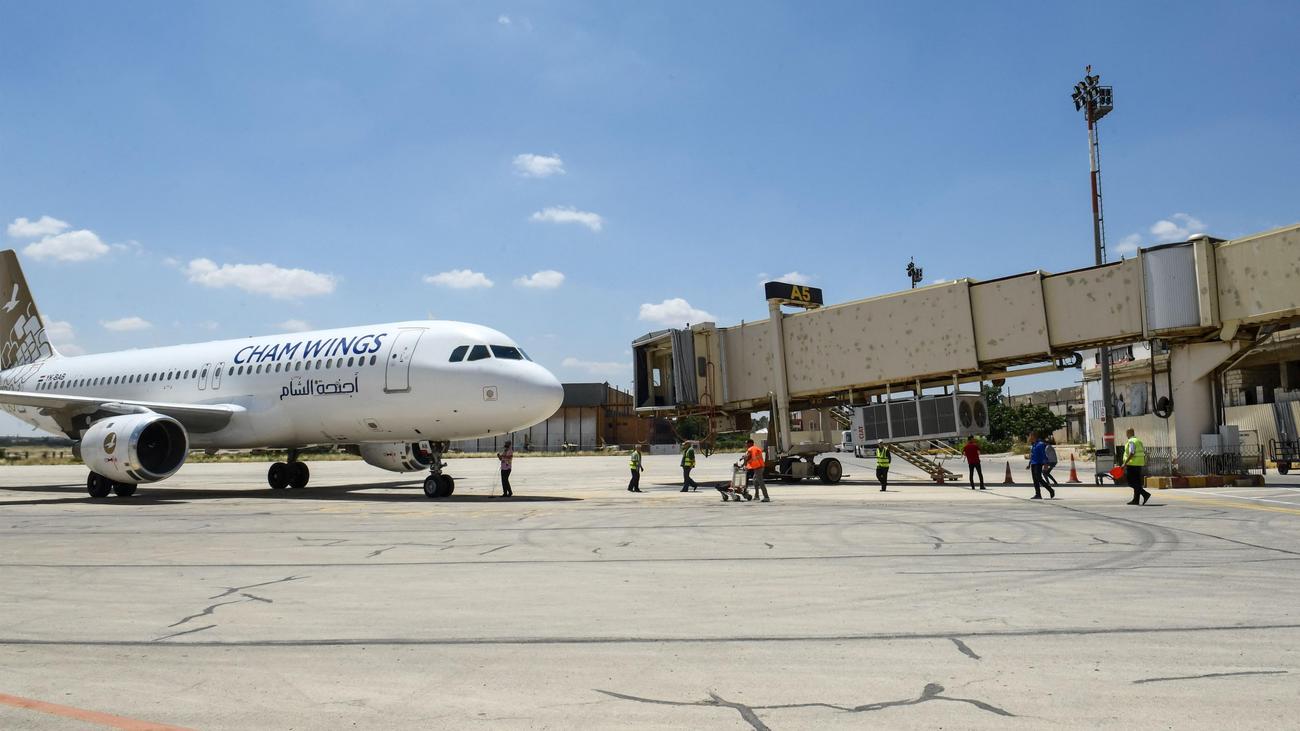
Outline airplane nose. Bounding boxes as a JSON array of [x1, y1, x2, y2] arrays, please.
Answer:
[[522, 363, 564, 420]]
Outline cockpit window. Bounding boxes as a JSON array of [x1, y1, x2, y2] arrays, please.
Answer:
[[467, 345, 491, 361], [518, 349, 532, 361], [449, 345, 469, 362], [490, 345, 524, 360]]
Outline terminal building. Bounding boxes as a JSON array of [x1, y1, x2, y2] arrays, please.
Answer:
[[1083, 328, 1300, 454]]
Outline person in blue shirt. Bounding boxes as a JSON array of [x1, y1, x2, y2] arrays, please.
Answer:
[[1028, 432, 1055, 500]]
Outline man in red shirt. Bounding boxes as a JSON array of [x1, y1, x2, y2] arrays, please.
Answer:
[[963, 435, 985, 490]]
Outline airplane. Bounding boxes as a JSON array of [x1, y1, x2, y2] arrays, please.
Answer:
[[0, 249, 563, 499]]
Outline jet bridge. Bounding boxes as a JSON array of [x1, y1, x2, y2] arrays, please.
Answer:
[[634, 223, 1300, 464]]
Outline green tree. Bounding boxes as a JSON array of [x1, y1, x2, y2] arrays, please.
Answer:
[[983, 385, 1065, 442], [674, 415, 708, 441]]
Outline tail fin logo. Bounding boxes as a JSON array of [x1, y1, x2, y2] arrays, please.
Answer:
[[0, 250, 56, 372]]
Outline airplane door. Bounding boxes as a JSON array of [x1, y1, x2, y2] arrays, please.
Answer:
[[385, 329, 424, 393], [198, 362, 210, 391], [212, 362, 224, 390]]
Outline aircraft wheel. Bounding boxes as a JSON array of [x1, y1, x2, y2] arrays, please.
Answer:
[[86, 472, 111, 499], [423, 475, 440, 498], [112, 481, 138, 497], [268, 462, 290, 490], [819, 458, 843, 484], [288, 461, 310, 488], [438, 474, 455, 497]]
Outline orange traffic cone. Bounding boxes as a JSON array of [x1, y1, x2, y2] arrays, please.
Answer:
[[1068, 454, 1081, 484], [1002, 461, 1015, 485]]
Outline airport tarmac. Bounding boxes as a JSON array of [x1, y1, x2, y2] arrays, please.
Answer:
[[1, 454, 1299, 730]]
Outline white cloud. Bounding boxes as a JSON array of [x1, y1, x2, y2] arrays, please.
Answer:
[[1113, 233, 1142, 256], [1112, 213, 1207, 258], [101, 316, 152, 332], [638, 298, 717, 327], [777, 271, 813, 285], [562, 357, 626, 376], [1150, 213, 1206, 242], [513, 153, 565, 178], [7, 215, 69, 239], [497, 14, 511, 24], [183, 258, 338, 300], [514, 270, 565, 289], [276, 319, 313, 333], [22, 229, 110, 262], [43, 319, 85, 355], [530, 206, 603, 232], [424, 269, 494, 289]]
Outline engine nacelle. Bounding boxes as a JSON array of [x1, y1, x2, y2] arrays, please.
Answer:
[[359, 442, 434, 473], [81, 413, 189, 484]]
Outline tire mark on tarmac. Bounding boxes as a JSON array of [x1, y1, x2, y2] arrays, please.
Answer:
[[8, 621, 1299, 648], [1132, 670, 1288, 684]]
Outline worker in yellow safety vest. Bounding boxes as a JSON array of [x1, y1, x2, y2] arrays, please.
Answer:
[[875, 444, 891, 492], [680, 441, 699, 492], [1121, 428, 1151, 505], [628, 444, 645, 493]]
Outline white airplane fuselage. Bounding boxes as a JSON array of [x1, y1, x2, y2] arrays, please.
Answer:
[[1, 320, 563, 449]]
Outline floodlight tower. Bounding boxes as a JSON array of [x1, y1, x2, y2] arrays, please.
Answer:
[[906, 258, 923, 289], [1072, 65, 1117, 454]]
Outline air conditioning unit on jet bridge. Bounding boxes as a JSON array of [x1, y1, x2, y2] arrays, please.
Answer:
[[851, 393, 988, 445]]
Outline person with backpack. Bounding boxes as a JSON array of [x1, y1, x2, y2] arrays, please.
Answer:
[[1042, 436, 1061, 486]]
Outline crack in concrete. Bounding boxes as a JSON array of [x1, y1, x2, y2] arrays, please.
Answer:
[[208, 575, 306, 600], [764, 542, 774, 549], [1133, 670, 1288, 684], [479, 545, 510, 556], [596, 682, 1013, 728], [365, 547, 396, 559], [168, 599, 249, 628], [152, 624, 216, 642], [949, 637, 981, 660], [928, 535, 945, 550]]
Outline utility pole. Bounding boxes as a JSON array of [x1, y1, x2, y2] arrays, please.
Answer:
[[1072, 65, 1117, 456]]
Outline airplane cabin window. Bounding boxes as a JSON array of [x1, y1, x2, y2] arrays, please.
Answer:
[[370, 355, 377, 366], [228, 367, 234, 376], [315, 359, 322, 369], [295, 361, 302, 371], [347, 356, 355, 367], [490, 345, 524, 360], [449, 345, 469, 362], [468, 345, 490, 361], [336, 357, 344, 368], [324, 360, 332, 369]]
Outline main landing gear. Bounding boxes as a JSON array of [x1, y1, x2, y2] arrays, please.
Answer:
[[86, 472, 137, 498], [422, 442, 455, 499], [268, 449, 311, 490]]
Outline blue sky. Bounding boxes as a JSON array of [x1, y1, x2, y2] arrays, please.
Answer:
[[2, 1, 1298, 434]]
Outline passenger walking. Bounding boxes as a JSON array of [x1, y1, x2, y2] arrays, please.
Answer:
[[1028, 432, 1055, 499], [1122, 428, 1151, 505], [963, 436, 985, 490], [875, 444, 891, 492], [743, 438, 767, 502], [496, 440, 514, 498], [680, 441, 700, 492], [1042, 437, 1061, 486], [628, 444, 645, 493]]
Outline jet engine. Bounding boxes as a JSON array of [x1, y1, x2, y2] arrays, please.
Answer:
[[359, 442, 434, 473], [81, 413, 189, 484]]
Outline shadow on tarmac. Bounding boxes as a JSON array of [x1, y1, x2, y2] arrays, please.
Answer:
[[0, 479, 583, 507]]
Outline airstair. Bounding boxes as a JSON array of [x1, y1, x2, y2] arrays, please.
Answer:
[[889, 441, 962, 483]]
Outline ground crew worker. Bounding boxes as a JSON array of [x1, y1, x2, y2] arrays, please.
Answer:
[[680, 441, 699, 492], [1122, 428, 1151, 505], [1028, 432, 1055, 499], [495, 440, 514, 498], [875, 444, 891, 492], [743, 438, 768, 502], [628, 444, 645, 493], [963, 435, 985, 490]]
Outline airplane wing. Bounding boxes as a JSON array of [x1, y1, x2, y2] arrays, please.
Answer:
[[0, 390, 243, 437]]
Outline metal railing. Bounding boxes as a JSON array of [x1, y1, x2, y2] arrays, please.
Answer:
[[1143, 447, 1263, 477]]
